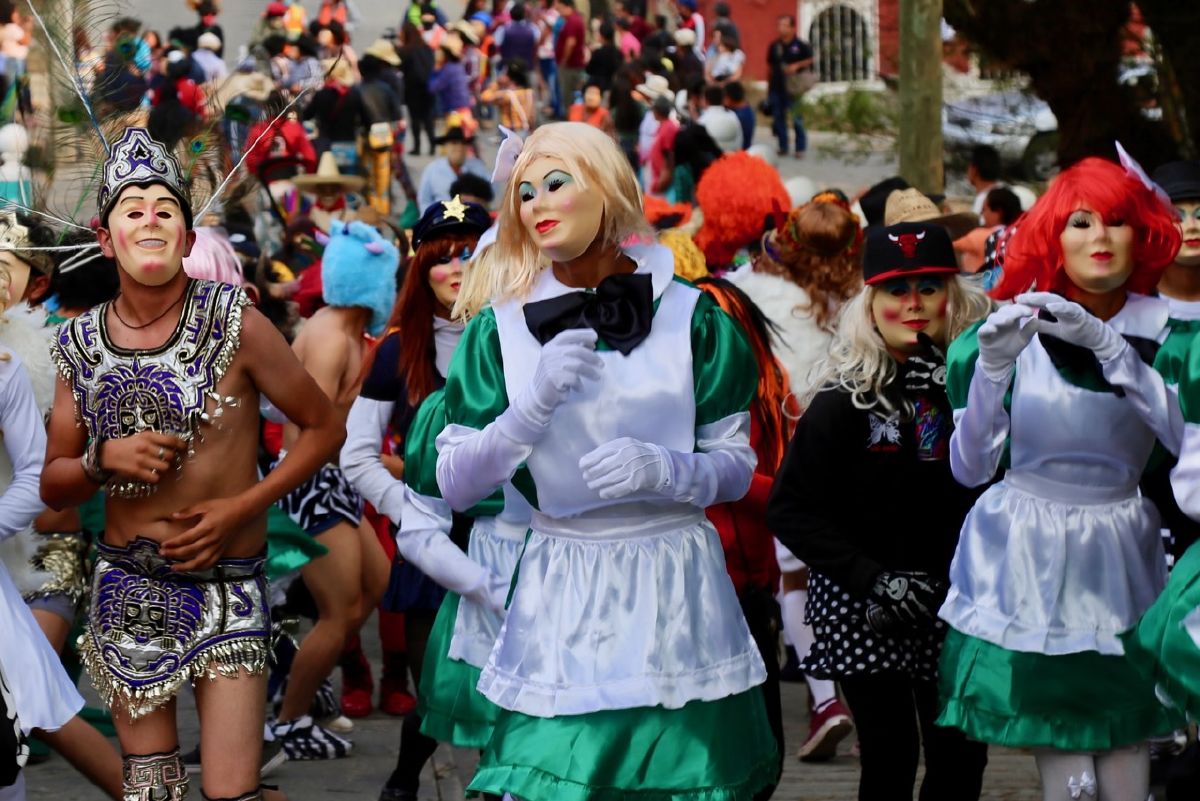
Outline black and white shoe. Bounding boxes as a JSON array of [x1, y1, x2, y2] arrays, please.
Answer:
[[311, 678, 339, 720], [271, 715, 352, 760]]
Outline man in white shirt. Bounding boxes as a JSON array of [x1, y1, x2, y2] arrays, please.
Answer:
[[697, 84, 742, 153]]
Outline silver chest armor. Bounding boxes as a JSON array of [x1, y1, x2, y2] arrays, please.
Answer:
[[52, 280, 249, 498]]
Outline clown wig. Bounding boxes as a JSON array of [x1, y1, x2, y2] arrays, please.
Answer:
[[991, 157, 1181, 299], [381, 229, 481, 406], [694, 151, 790, 269], [456, 122, 652, 314]]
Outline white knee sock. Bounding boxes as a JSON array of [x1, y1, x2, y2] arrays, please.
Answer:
[[780, 589, 836, 709], [1094, 744, 1149, 801], [1035, 751, 1097, 801]]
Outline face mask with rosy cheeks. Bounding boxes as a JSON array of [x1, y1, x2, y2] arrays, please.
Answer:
[[98, 184, 195, 287], [0, 252, 31, 306], [428, 244, 472, 312], [1058, 207, 1135, 293], [518, 158, 605, 264], [870, 276, 949, 354], [1175, 201, 1200, 267]]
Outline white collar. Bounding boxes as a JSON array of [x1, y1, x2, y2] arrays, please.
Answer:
[[1107, 292, 1169, 342], [524, 243, 675, 304]]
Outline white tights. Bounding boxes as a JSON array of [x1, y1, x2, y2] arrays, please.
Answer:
[[1034, 745, 1149, 801], [780, 588, 837, 709]]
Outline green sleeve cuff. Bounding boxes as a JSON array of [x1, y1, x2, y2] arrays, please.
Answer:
[[691, 291, 758, 426]]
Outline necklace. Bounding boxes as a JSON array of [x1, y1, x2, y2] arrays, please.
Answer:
[[111, 283, 189, 331]]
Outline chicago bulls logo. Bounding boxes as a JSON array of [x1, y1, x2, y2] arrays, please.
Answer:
[[887, 230, 926, 258]]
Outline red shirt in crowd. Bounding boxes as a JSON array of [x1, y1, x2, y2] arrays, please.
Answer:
[[555, 10, 587, 68], [244, 117, 318, 179]]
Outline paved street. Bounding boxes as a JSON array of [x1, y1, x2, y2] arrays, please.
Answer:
[[24, 610, 1042, 800]]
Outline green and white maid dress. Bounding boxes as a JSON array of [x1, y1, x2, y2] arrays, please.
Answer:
[[436, 243, 778, 801], [1123, 331, 1200, 721], [400, 389, 529, 745], [342, 345, 528, 748], [938, 292, 1187, 749]]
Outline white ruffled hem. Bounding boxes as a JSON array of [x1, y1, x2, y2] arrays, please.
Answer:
[[939, 588, 1127, 656], [448, 522, 526, 668], [478, 648, 767, 718], [476, 519, 767, 718]]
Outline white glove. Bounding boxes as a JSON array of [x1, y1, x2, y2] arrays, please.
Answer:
[[976, 302, 1038, 382], [579, 437, 672, 499], [506, 328, 604, 444], [1017, 292, 1126, 362]]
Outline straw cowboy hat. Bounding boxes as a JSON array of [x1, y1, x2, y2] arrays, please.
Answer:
[[883, 188, 979, 240], [321, 57, 356, 87], [449, 20, 480, 46], [363, 38, 401, 66], [293, 151, 366, 192], [634, 73, 674, 104]]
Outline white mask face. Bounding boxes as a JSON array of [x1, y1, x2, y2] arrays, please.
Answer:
[[99, 184, 194, 287], [517, 156, 604, 263]]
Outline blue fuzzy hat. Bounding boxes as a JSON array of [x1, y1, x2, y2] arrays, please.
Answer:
[[321, 221, 399, 336]]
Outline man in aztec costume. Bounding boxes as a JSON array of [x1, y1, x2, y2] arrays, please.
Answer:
[[40, 125, 344, 801]]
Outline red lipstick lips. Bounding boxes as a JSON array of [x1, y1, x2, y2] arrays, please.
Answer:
[[536, 220, 559, 234]]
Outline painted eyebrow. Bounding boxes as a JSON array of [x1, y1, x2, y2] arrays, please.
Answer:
[[118, 195, 180, 207]]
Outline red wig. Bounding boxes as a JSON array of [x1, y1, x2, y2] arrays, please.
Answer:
[[366, 231, 479, 406], [694, 152, 790, 269], [991, 157, 1181, 299]]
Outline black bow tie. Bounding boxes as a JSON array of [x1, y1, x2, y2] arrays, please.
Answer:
[[523, 272, 654, 355], [1039, 333, 1158, 397]]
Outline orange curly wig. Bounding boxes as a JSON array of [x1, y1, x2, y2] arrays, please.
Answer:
[[694, 152, 790, 269]]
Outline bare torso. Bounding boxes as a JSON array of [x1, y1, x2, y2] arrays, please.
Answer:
[[280, 306, 368, 454], [99, 292, 265, 557]]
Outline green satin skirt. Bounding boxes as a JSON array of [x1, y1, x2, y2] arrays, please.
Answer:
[[467, 688, 778, 801], [417, 591, 500, 749], [1122, 543, 1200, 721], [937, 628, 1179, 750]]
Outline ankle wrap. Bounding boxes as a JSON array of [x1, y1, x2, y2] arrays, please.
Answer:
[[123, 748, 190, 801]]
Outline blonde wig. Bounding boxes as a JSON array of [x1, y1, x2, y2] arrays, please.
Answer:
[[804, 275, 993, 419], [453, 122, 652, 316]]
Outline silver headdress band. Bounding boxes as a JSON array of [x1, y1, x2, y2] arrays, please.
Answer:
[[0, 211, 55, 275], [97, 128, 192, 228]]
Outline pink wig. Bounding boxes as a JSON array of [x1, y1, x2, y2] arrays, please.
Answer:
[[183, 227, 244, 286]]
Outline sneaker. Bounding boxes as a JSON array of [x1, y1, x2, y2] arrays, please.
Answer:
[[324, 714, 355, 734], [797, 699, 853, 762], [379, 676, 417, 716], [181, 739, 287, 778], [311, 677, 340, 719], [272, 715, 352, 760]]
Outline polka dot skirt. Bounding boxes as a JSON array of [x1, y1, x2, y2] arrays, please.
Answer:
[[801, 571, 945, 681]]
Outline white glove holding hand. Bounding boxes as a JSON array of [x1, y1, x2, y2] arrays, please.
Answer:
[[1016, 292, 1126, 363], [507, 328, 604, 444], [976, 302, 1038, 381], [579, 437, 673, 500]]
